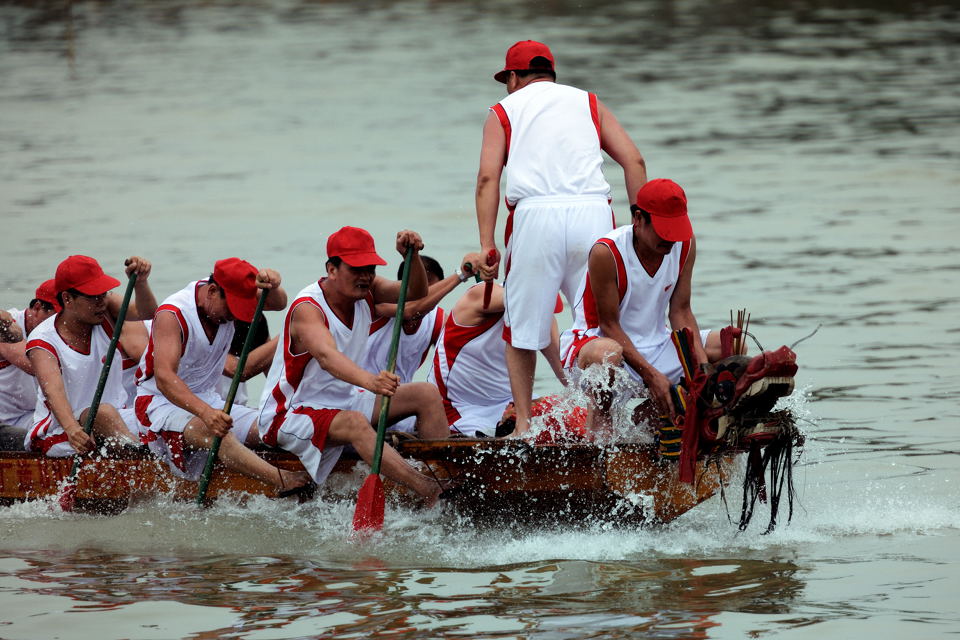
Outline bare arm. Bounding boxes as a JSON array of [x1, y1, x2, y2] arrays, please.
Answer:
[[590, 244, 676, 416], [222, 335, 279, 382], [106, 256, 157, 321], [667, 237, 707, 364], [151, 311, 232, 436], [28, 347, 95, 453], [541, 317, 568, 386], [290, 302, 398, 397], [0, 340, 33, 375], [374, 253, 479, 320], [598, 100, 647, 211], [0, 310, 23, 343], [451, 282, 505, 327], [476, 111, 506, 279]]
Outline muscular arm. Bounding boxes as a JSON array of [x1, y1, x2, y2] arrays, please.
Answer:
[[290, 302, 393, 395], [476, 111, 506, 278], [222, 336, 279, 382], [598, 100, 647, 211], [374, 273, 460, 321], [28, 347, 93, 452], [667, 237, 707, 364], [0, 340, 33, 375], [451, 282, 505, 327], [0, 310, 23, 343], [151, 311, 220, 421]]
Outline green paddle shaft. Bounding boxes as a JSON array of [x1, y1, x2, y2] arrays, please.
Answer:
[[370, 247, 414, 475], [65, 271, 138, 481], [195, 291, 268, 504]]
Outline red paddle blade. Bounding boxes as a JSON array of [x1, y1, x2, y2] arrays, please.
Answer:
[[353, 474, 385, 531], [58, 481, 77, 512]]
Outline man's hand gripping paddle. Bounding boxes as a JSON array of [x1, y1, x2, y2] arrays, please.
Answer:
[[353, 247, 414, 532], [482, 249, 497, 309], [195, 291, 268, 505], [59, 271, 137, 512]]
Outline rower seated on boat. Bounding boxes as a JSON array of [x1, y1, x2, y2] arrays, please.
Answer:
[[558, 179, 728, 435], [256, 227, 450, 505], [428, 253, 566, 438], [361, 252, 479, 434], [25, 256, 155, 456], [0, 280, 61, 450], [135, 258, 310, 493]]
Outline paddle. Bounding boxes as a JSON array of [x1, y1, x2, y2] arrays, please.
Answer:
[[195, 290, 268, 505], [353, 246, 414, 532], [59, 270, 137, 512], [481, 249, 497, 309]]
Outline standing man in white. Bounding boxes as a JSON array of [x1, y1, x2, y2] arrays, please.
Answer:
[[475, 40, 647, 436]]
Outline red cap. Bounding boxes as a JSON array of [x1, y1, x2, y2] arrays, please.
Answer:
[[34, 279, 62, 311], [213, 257, 259, 323], [635, 179, 693, 242], [494, 40, 555, 83], [326, 226, 387, 267], [55, 255, 121, 296]]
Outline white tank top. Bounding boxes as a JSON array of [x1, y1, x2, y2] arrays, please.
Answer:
[[0, 308, 37, 421], [428, 287, 510, 425], [258, 280, 374, 445], [25, 314, 126, 443], [136, 281, 234, 402], [361, 308, 444, 383], [493, 82, 611, 206], [560, 225, 690, 364]]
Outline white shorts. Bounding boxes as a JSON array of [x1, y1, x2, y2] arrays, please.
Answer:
[[503, 195, 615, 350], [449, 399, 512, 438], [28, 405, 141, 458], [266, 387, 376, 484], [135, 394, 257, 480]]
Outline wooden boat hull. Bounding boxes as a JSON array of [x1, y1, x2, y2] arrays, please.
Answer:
[[0, 440, 731, 525]]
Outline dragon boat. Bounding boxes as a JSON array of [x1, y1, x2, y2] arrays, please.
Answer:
[[0, 328, 803, 529]]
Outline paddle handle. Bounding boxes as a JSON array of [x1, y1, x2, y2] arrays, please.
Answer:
[[481, 250, 496, 309], [195, 291, 268, 504], [65, 271, 137, 481], [370, 247, 414, 475]]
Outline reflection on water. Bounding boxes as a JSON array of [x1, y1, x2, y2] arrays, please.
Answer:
[[1, 548, 805, 638], [2, 0, 960, 637]]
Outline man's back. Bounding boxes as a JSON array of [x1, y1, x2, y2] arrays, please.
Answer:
[[496, 82, 611, 204]]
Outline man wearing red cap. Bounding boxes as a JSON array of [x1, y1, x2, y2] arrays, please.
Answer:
[[0, 280, 62, 449], [559, 179, 724, 432], [25, 256, 156, 456], [258, 227, 451, 504], [476, 40, 648, 436], [135, 258, 310, 493]]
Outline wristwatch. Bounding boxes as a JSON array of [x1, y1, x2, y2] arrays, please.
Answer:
[[456, 269, 470, 283]]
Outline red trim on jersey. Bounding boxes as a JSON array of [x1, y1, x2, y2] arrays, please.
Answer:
[[588, 93, 601, 142], [369, 315, 390, 335], [491, 103, 512, 164], [597, 238, 627, 299], [679, 239, 691, 274], [263, 297, 322, 447], [419, 308, 445, 369], [434, 312, 502, 423], [25, 339, 60, 368]]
